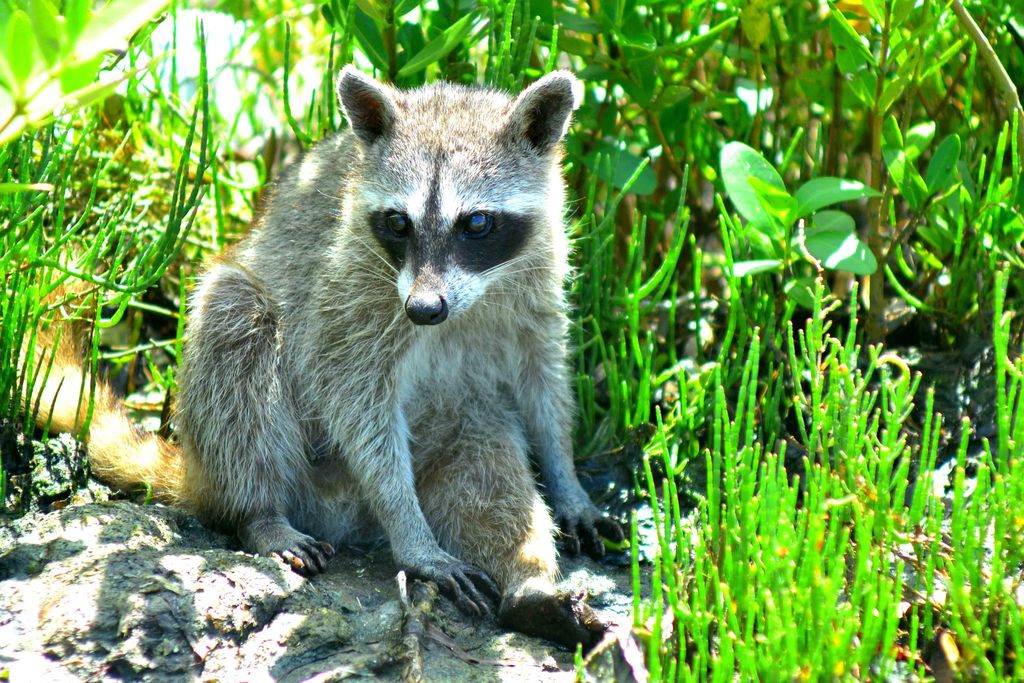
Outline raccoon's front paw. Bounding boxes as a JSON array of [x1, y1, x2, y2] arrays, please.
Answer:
[[275, 537, 336, 576], [239, 517, 336, 576], [554, 499, 625, 558], [399, 553, 501, 618]]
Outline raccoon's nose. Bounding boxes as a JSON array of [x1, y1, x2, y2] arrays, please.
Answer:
[[405, 293, 448, 325]]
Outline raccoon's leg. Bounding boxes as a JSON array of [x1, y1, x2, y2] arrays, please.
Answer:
[[415, 426, 604, 650], [515, 315, 625, 557], [176, 262, 334, 575]]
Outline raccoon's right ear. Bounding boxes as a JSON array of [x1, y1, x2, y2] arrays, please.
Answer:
[[337, 66, 399, 145]]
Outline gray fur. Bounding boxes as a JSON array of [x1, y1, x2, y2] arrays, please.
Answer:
[[175, 68, 621, 646]]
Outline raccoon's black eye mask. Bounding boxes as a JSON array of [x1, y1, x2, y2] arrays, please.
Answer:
[[368, 209, 531, 273]]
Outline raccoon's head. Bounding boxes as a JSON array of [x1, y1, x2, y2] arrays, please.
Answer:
[[336, 66, 580, 325]]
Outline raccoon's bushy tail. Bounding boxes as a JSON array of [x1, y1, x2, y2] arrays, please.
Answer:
[[28, 307, 183, 504]]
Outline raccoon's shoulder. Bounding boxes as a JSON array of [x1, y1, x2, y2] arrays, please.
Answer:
[[265, 131, 361, 220], [232, 133, 359, 287]]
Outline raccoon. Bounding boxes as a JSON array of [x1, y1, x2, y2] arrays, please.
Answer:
[[32, 67, 623, 649]]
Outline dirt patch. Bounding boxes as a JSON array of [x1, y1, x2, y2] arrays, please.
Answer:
[[0, 501, 640, 681]]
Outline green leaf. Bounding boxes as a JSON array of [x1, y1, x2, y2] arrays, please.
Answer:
[[7, 9, 38, 88], [877, 75, 906, 115], [829, 10, 874, 74], [354, 0, 384, 23], [925, 134, 960, 194], [882, 114, 903, 149], [59, 54, 106, 94], [395, 0, 421, 18], [805, 230, 877, 275], [583, 143, 656, 195], [794, 177, 880, 217], [784, 276, 817, 309], [353, 9, 389, 72], [720, 141, 787, 230], [28, 0, 62, 66], [729, 259, 784, 277], [883, 147, 927, 210], [617, 29, 656, 51], [811, 210, 856, 234], [556, 11, 601, 34], [905, 121, 936, 161], [64, 0, 91, 45], [861, 0, 884, 23], [72, 0, 167, 64], [397, 12, 477, 77], [749, 175, 796, 232], [320, 3, 335, 26]]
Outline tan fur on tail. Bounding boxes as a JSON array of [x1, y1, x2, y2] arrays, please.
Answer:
[[27, 303, 183, 503]]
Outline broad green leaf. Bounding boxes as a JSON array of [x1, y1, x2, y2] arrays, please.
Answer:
[[893, 0, 914, 25], [784, 276, 817, 309], [397, 12, 477, 77], [353, 9, 389, 72], [354, 0, 383, 23], [747, 229, 779, 259], [829, 10, 874, 74], [794, 177, 880, 217], [720, 141, 787, 230], [583, 143, 656, 195], [882, 114, 903, 149], [28, 0, 62, 67], [64, 0, 91, 45], [556, 11, 601, 34], [0, 38, 16, 91], [905, 121, 936, 160], [811, 210, 856, 234], [7, 10, 37, 88], [729, 259, 784, 277], [877, 75, 906, 115], [59, 73, 124, 112], [883, 147, 927, 210], [805, 230, 877, 274], [558, 35, 595, 57], [59, 54, 106, 93], [395, 0, 421, 18], [320, 3, 335, 26], [740, 3, 769, 48], [861, 0, 883, 23], [73, 0, 166, 64], [925, 134, 961, 194], [617, 29, 657, 51], [749, 175, 796, 232]]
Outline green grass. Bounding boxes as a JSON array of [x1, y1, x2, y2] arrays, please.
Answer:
[[2, 0, 1022, 679]]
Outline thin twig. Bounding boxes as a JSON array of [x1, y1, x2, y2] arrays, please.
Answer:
[[949, 0, 1024, 154]]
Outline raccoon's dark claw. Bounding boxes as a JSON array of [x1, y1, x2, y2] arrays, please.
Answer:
[[557, 508, 625, 559], [403, 555, 500, 618], [278, 539, 335, 576]]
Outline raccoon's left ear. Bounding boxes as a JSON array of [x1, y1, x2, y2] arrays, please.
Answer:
[[506, 71, 583, 154]]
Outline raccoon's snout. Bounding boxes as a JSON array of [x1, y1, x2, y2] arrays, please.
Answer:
[[405, 293, 448, 325]]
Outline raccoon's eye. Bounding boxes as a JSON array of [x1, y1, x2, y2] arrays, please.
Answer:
[[386, 212, 410, 237], [464, 212, 493, 238]]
